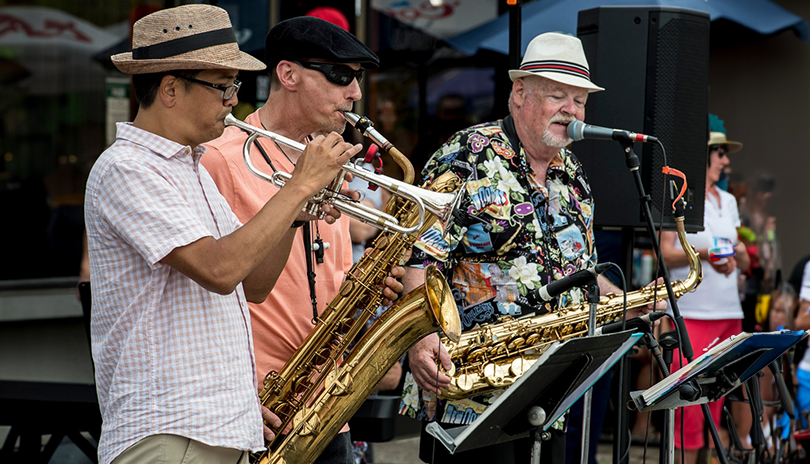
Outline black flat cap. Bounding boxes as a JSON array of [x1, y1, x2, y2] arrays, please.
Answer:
[[266, 17, 379, 70]]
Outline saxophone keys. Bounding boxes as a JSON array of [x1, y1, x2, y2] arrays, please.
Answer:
[[455, 373, 476, 392], [525, 333, 541, 345], [509, 358, 532, 377], [489, 342, 508, 357], [293, 406, 321, 437], [339, 280, 354, 297], [466, 347, 486, 363], [483, 362, 511, 387], [507, 336, 526, 351], [325, 365, 353, 396], [272, 402, 295, 425], [292, 374, 310, 395]]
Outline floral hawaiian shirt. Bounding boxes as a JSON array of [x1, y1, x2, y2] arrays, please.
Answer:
[[399, 118, 598, 427]]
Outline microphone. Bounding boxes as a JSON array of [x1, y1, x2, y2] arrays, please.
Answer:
[[595, 311, 667, 336], [535, 262, 611, 302], [567, 119, 658, 143]]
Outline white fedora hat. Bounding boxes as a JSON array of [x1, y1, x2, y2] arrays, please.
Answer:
[[508, 32, 604, 93], [111, 4, 265, 74]]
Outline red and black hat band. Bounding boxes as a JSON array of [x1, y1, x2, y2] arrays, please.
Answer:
[[518, 60, 591, 81]]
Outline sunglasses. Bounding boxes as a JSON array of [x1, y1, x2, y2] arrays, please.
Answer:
[[294, 60, 364, 86], [171, 74, 241, 100], [709, 145, 728, 158]]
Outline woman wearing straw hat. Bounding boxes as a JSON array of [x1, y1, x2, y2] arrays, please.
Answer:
[[85, 5, 362, 464], [660, 116, 750, 464]]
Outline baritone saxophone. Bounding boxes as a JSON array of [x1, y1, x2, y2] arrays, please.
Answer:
[[250, 115, 463, 464], [439, 213, 702, 400]]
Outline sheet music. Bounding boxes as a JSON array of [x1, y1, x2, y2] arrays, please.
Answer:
[[641, 330, 805, 407], [641, 332, 750, 402]]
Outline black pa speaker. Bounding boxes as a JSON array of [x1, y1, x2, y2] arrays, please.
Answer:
[[575, 6, 710, 232]]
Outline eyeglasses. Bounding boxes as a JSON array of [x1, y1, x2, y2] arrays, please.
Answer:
[[171, 74, 241, 100], [710, 145, 728, 158], [293, 60, 364, 86]]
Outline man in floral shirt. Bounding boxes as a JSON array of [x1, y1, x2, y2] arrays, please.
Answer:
[[400, 32, 632, 464]]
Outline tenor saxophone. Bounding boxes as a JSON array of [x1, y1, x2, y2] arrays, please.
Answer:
[[252, 153, 463, 462], [439, 214, 702, 400]]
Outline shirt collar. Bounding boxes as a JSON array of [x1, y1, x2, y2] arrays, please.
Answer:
[[116, 122, 205, 163], [547, 148, 572, 184]]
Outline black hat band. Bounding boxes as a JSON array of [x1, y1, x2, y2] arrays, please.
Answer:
[[132, 28, 236, 60]]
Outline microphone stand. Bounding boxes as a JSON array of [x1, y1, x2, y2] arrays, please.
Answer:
[[616, 139, 729, 464], [580, 279, 600, 464]]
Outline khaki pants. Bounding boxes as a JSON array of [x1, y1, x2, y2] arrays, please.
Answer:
[[114, 434, 249, 464]]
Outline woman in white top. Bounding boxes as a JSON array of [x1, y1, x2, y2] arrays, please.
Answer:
[[660, 129, 750, 464]]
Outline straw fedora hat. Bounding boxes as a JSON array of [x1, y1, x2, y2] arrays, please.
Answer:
[[708, 132, 743, 153], [508, 32, 604, 93], [111, 4, 265, 74]]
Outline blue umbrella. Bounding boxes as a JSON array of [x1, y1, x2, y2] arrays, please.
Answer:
[[447, 0, 810, 56]]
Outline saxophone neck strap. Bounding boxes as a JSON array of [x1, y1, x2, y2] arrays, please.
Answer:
[[302, 222, 319, 323]]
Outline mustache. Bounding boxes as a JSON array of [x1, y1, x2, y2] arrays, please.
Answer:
[[550, 114, 576, 124]]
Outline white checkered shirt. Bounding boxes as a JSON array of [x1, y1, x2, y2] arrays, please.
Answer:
[[85, 123, 264, 464]]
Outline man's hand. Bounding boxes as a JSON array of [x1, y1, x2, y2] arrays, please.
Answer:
[[287, 132, 361, 203], [408, 333, 452, 395], [626, 277, 668, 318], [261, 405, 282, 441], [293, 172, 362, 226], [381, 264, 405, 306]]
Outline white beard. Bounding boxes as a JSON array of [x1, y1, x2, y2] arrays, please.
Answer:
[[542, 130, 572, 148]]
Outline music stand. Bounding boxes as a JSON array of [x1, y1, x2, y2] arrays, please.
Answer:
[[631, 330, 807, 464], [426, 331, 642, 460], [631, 331, 806, 412]]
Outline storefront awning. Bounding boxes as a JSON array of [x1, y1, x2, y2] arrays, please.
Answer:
[[447, 0, 810, 56], [371, 0, 498, 39]]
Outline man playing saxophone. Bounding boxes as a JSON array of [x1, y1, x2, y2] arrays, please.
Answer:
[[401, 32, 665, 464], [86, 6, 363, 464], [202, 17, 404, 464]]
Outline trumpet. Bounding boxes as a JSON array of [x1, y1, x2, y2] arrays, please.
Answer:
[[223, 113, 462, 234]]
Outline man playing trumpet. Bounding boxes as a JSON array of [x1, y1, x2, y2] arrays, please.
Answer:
[[86, 5, 361, 463], [202, 17, 403, 463]]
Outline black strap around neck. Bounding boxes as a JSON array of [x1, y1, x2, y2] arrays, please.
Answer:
[[302, 223, 319, 322]]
